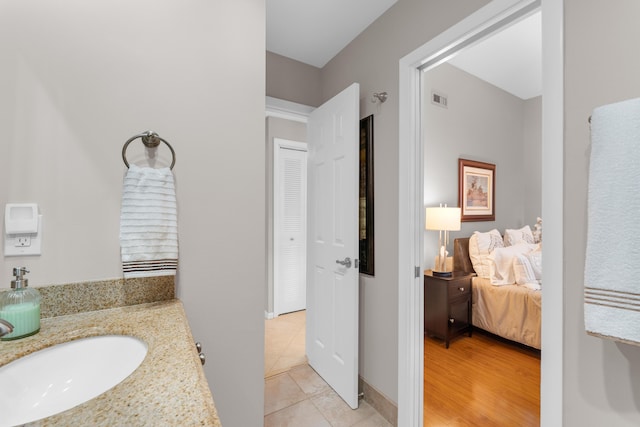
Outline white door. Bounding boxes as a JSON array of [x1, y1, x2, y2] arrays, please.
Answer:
[[274, 139, 307, 316], [306, 83, 360, 409]]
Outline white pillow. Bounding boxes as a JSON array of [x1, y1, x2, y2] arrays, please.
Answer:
[[526, 244, 542, 279], [489, 243, 537, 285], [513, 254, 542, 291], [513, 254, 541, 287], [504, 225, 535, 246], [469, 229, 504, 279]]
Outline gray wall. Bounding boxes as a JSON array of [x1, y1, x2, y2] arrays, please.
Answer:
[[320, 0, 491, 404], [0, 2, 265, 426], [522, 96, 542, 227], [265, 117, 307, 315], [564, 0, 640, 425], [267, 51, 323, 107], [422, 63, 541, 267]]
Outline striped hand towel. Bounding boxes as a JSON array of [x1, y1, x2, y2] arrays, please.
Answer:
[[585, 97, 640, 345], [120, 164, 178, 278]]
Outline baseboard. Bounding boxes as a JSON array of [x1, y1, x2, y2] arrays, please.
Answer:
[[265, 311, 275, 320], [359, 376, 398, 426]]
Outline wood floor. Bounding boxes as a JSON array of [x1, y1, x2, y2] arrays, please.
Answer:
[[424, 330, 540, 427]]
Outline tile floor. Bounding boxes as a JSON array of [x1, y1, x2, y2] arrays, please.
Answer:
[[265, 311, 392, 427], [265, 310, 307, 377]]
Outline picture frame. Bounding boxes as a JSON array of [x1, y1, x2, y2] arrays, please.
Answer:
[[458, 158, 495, 222], [359, 115, 375, 275]]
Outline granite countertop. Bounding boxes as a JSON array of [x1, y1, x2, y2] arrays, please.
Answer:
[[0, 299, 221, 426]]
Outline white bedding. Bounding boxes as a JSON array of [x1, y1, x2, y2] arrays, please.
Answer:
[[472, 276, 541, 349], [455, 231, 542, 350]]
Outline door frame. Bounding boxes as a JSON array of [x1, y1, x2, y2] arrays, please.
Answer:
[[266, 96, 314, 123], [397, 0, 564, 425], [273, 138, 308, 317], [265, 98, 313, 319]]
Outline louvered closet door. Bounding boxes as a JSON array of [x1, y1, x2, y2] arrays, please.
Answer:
[[274, 141, 307, 316]]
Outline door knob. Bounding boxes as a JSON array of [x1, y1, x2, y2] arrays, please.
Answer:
[[336, 257, 352, 268]]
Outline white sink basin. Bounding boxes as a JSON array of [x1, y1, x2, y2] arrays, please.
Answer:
[[0, 335, 147, 426]]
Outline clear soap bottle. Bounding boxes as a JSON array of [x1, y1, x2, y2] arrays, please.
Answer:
[[0, 267, 41, 340]]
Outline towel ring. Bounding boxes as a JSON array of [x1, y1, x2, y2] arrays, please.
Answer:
[[122, 131, 176, 170]]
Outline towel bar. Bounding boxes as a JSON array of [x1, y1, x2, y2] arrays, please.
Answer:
[[122, 131, 176, 170]]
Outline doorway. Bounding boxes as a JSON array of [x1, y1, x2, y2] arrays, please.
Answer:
[[421, 12, 542, 421], [265, 94, 391, 425], [265, 105, 311, 321], [398, 0, 564, 425], [265, 105, 311, 386], [264, 106, 311, 380]]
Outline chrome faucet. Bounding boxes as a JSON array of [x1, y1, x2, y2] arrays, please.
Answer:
[[0, 318, 14, 337]]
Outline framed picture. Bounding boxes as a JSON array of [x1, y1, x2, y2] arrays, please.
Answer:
[[359, 115, 375, 275], [458, 158, 495, 222]]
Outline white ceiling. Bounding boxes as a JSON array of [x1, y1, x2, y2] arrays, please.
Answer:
[[448, 11, 541, 100], [266, 3, 541, 100], [266, 0, 397, 68]]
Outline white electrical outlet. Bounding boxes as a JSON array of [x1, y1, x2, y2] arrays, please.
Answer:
[[4, 215, 42, 256], [16, 236, 31, 247]]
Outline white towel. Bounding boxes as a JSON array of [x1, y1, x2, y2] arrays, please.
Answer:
[[120, 164, 178, 278], [585, 97, 640, 345]]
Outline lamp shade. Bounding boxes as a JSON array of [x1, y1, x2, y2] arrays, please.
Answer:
[[425, 207, 461, 231]]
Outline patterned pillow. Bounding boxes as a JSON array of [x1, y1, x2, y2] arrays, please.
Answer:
[[504, 225, 535, 246], [469, 229, 504, 278]]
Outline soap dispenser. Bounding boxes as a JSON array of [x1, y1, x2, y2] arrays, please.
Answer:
[[0, 267, 41, 340]]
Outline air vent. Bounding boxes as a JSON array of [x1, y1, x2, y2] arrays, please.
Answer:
[[431, 91, 448, 108]]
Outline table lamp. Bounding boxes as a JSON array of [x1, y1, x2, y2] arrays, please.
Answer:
[[425, 205, 461, 277]]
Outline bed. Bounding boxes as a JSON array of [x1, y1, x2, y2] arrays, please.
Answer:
[[453, 236, 541, 349]]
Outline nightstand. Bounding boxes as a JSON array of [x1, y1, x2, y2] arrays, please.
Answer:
[[424, 270, 474, 348]]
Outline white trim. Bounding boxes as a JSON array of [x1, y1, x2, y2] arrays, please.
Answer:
[[273, 138, 308, 317], [265, 311, 275, 320], [398, 42, 424, 427], [266, 96, 314, 123], [540, 0, 563, 425], [274, 138, 307, 151], [397, 1, 562, 426]]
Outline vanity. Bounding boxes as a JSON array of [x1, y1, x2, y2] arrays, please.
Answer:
[[0, 279, 221, 426]]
